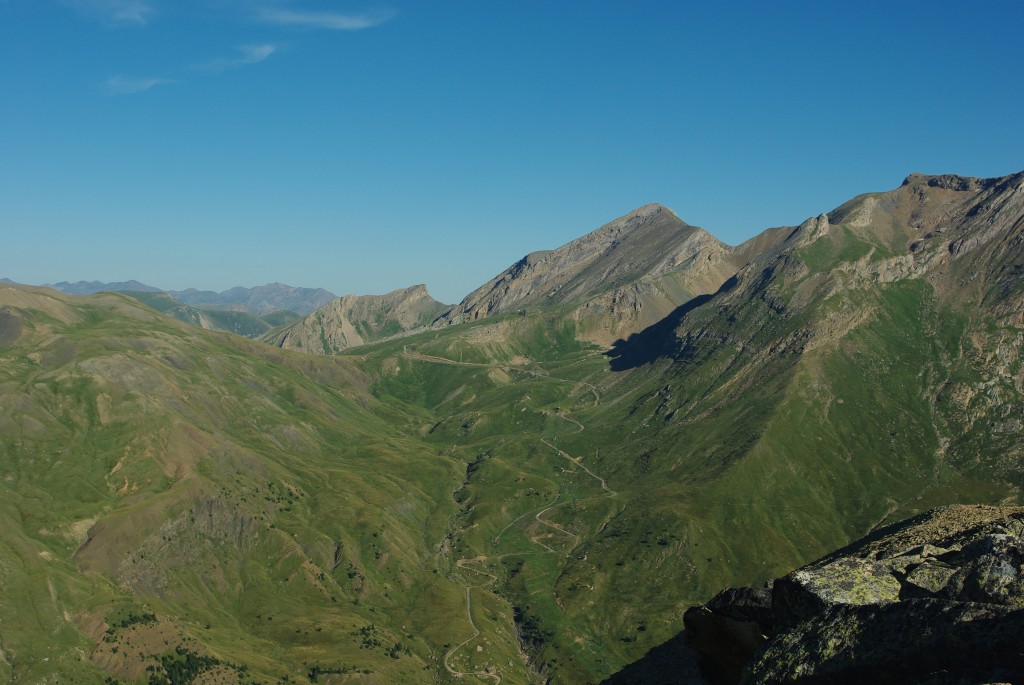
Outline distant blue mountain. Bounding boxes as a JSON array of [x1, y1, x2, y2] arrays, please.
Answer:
[[47, 280, 163, 295], [170, 283, 336, 315], [33, 279, 335, 315]]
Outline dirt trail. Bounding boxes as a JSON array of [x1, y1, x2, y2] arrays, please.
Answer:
[[443, 561, 502, 684], [403, 346, 602, 406], [408, 347, 615, 683], [540, 439, 617, 496]]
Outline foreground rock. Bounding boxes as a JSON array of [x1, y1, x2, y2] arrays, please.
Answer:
[[684, 505, 1024, 684]]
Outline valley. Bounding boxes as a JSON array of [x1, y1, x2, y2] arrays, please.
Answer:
[[1, 171, 1023, 683]]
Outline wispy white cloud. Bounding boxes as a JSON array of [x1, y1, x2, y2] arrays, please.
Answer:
[[65, 0, 156, 26], [195, 44, 280, 72], [256, 7, 394, 30], [238, 43, 278, 63], [103, 75, 176, 94]]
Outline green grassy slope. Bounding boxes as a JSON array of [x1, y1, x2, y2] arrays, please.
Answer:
[[2, 172, 1022, 685], [339, 173, 1024, 684], [0, 286, 484, 683], [338, 283, 1019, 683]]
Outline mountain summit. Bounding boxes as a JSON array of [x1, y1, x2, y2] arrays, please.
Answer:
[[433, 203, 743, 344]]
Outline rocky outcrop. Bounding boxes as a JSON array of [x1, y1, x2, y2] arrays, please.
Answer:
[[683, 504, 1024, 684], [268, 284, 449, 354]]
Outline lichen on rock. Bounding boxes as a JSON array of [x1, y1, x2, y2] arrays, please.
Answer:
[[683, 505, 1024, 684]]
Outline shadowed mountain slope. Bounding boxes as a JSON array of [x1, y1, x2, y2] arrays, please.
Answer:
[[566, 171, 1024, 660]]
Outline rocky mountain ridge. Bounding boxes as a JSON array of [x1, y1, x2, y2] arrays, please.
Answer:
[[267, 284, 449, 354], [432, 203, 752, 344]]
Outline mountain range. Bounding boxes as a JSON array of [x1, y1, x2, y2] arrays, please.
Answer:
[[22, 280, 454, 348], [170, 283, 337, 316], [1, 170, 1022, 684], [41, 281, 337, 316], [46, 280, 165, 295], [2, 281, 337, 341]]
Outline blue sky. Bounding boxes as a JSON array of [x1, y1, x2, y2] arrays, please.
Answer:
[[2, 1, 1023, 303]]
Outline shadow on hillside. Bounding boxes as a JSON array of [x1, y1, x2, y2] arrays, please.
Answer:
[[604, 276, 737, 371], [599, 629, 713, 685]]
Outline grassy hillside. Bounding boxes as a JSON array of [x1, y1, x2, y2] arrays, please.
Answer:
[[122, 291, 300, 339], [338, 287, 1018, 683], [340, 173, 1024, 683], [2, 172, 1023, 685], [0, 286, 479, 683]]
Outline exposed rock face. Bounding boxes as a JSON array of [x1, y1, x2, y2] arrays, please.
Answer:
[[683, 505, 1024, 684], [772, 557, 902, 632], [663, 170, 1024, 360], [754, 599, 1024, 685], [433, 204, 746, 344], [268, 284, 449, 354]]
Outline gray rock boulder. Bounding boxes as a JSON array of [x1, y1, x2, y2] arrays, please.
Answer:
[[748, 599, 1024, 685], [682, 505, 1024, 684], [772, 557, 901, 632], [941, 533, 1024, 607]]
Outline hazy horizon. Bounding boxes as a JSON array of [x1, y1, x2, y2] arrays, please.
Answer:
[[3, 1, 1024, 303]]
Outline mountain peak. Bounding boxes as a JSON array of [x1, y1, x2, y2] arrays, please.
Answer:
[[629, 202, 675, 218], [431, 202, 736, 339], [602, 203, 685, 234]]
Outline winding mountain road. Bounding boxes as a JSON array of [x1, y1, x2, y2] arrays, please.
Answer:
[[540, 439, 617, 496], [404, 346, 615, 683], [443, 560, 502, 684]]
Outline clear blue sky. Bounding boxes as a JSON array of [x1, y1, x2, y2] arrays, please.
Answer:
[[2, 1, 1023, 303]]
